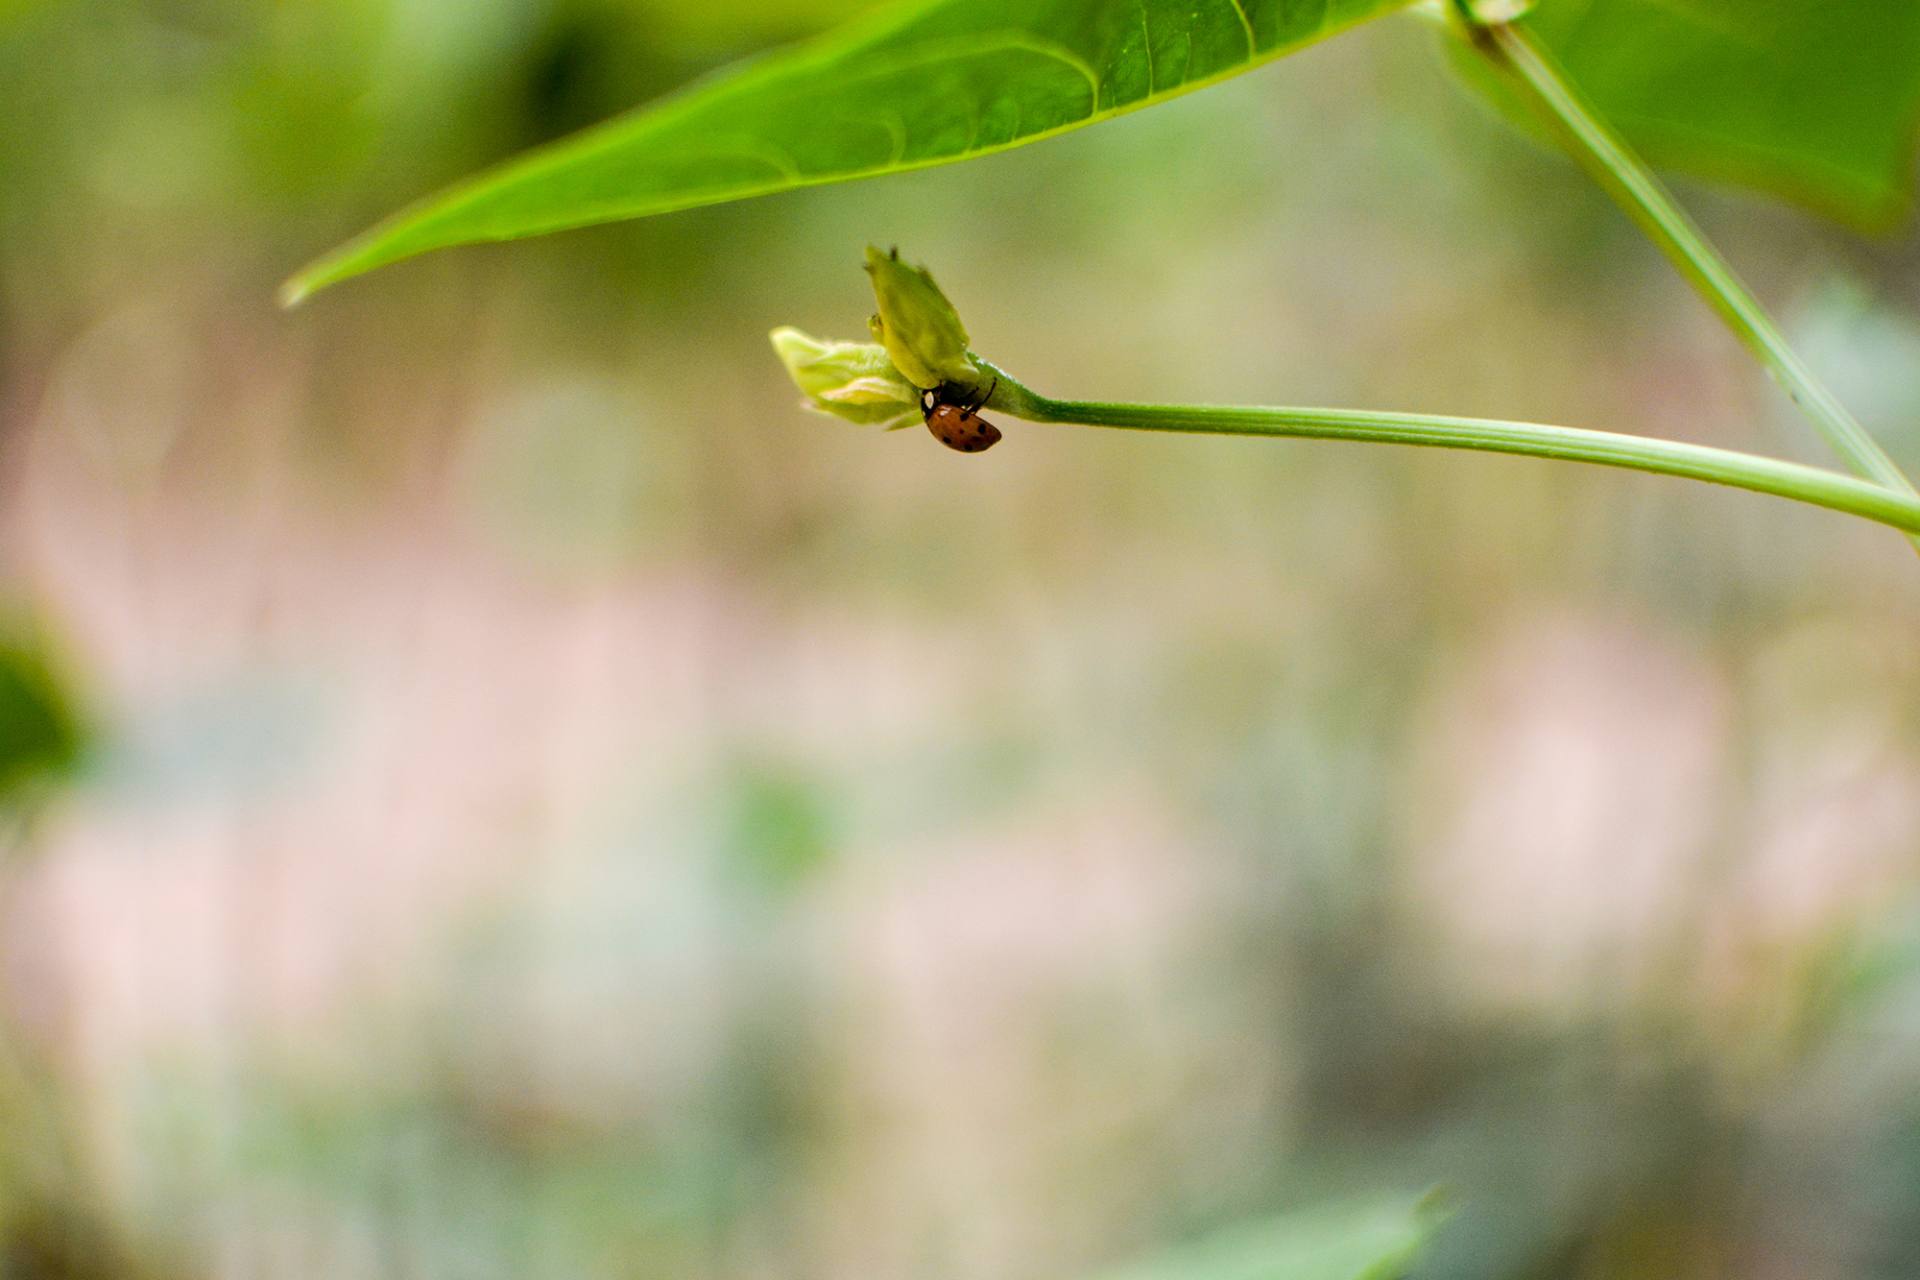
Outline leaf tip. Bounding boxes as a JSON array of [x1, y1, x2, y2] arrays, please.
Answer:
[[278, 233, 390, 309], [278, 247, 362, 307], [276, 276, 313, 310]]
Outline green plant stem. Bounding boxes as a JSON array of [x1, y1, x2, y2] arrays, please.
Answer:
[[1471, 20, 1920, 526], [976, 362, 1920, 539]]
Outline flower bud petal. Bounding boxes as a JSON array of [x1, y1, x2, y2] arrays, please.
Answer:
[[769, 327, 919, 425]]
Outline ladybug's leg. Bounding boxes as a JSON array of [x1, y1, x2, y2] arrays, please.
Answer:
[[966, 378, 998, 415]]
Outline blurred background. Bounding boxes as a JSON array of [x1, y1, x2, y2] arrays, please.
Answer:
[[3, 1, 1920, 1277]]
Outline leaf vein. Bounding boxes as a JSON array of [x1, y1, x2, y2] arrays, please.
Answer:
[[1224, 0, 1257, 57], [1137, 0, 1157, 93]]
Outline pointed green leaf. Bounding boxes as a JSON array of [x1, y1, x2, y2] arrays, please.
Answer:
[[283, 0, 1416, 302]]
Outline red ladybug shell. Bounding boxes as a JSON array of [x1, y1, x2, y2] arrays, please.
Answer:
[[925, 402, 1001, 453]]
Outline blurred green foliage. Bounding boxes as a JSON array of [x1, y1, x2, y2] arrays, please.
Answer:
[[716, 757, 837, 894], [1099, 1196, 1443, 1280], [0, 629, 84, 814]]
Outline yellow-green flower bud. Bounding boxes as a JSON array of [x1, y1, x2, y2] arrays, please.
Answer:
[[769, 327, 919, 426], [864, 246, 979, 391]]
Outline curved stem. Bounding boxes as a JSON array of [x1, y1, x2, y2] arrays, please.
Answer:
[[1470, 20, 1920, 545], [976, 361, 1920, 539]]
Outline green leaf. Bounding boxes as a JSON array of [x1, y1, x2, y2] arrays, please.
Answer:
[[282, 0, 1415, 302], [1091, 1194, 1447, 1280], [1487, 0, 1920, 229]]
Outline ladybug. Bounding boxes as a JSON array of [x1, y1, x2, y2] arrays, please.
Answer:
[[921, 378, 1001, 453]]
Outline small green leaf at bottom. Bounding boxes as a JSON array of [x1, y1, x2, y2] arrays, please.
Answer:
[[1091, 1192, 1449, 1280]]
